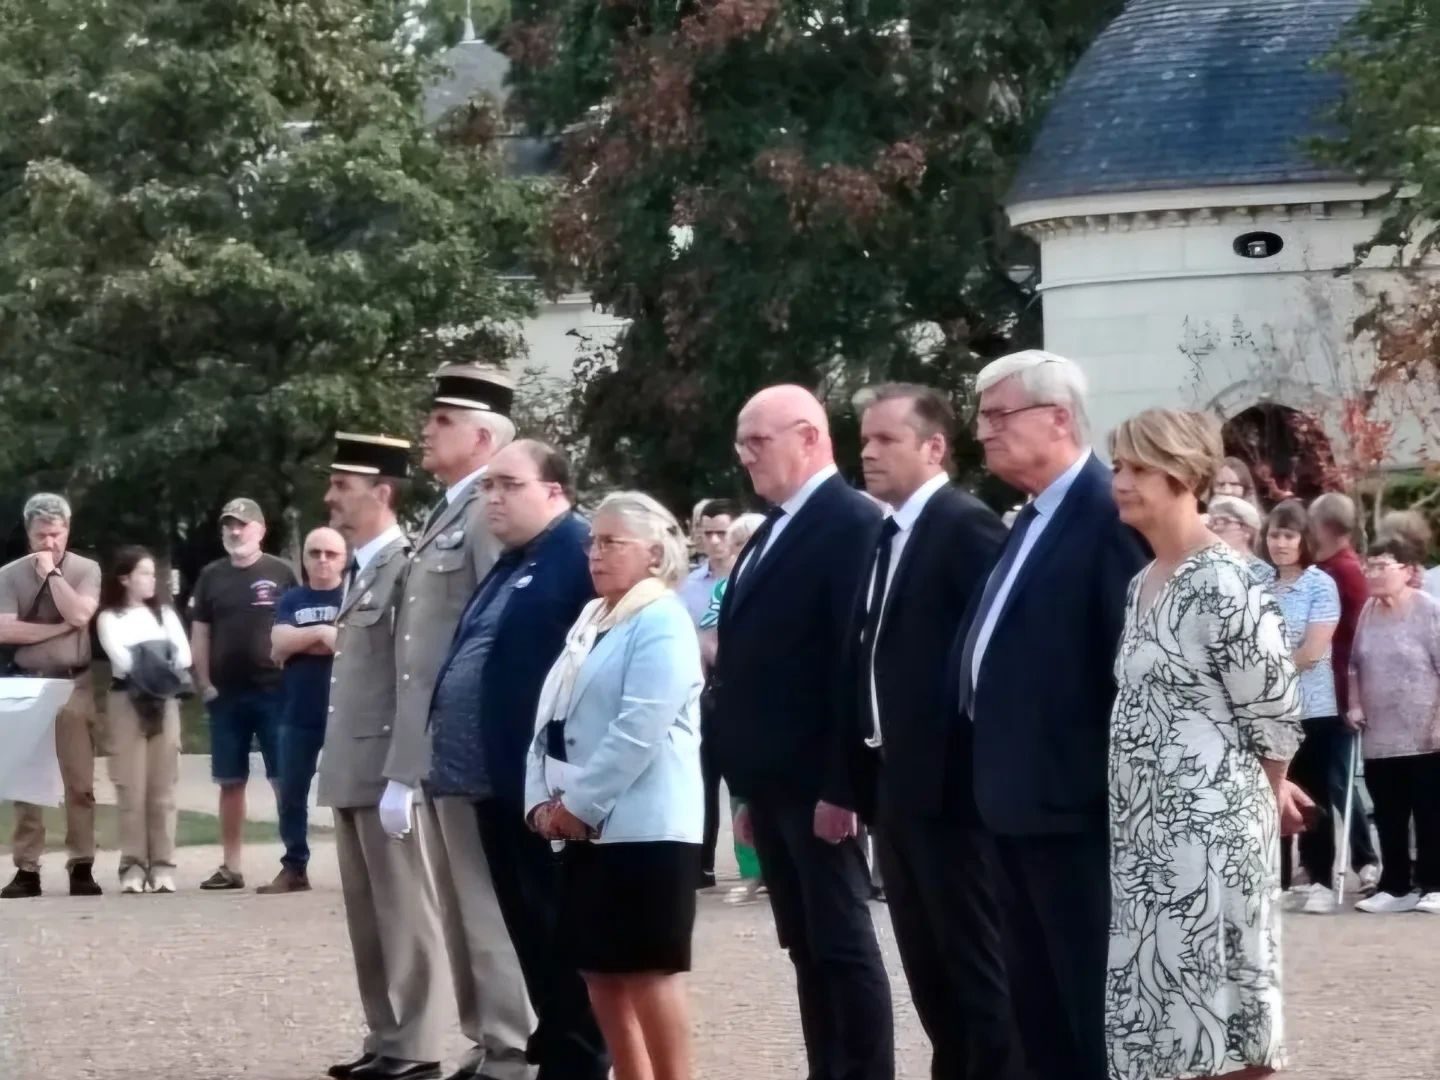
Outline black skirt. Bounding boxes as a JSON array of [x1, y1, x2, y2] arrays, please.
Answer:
[[557, 840, 701, 975]]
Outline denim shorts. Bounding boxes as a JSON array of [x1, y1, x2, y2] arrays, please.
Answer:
[[208, 688, 283, 784]]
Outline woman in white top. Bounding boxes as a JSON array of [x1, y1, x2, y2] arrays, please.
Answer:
[[525, 492, 704, 1080], [96, 547, 191, 894]]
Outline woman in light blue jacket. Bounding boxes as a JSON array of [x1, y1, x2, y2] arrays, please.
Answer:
[[525, 491, 704, 1080]]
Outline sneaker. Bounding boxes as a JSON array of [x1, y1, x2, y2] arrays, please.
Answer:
[[148, 869, 176, 894], [1355, 890, 1421, 914], [1415, 892, 1440, 914], [1282, 883, 1318, 911], [68, 862, 103, 897], [0, 869, 41, 899], [256, 867, 311, 895], [1301, 885, 1337, 914], [119, 865, 147, 894], [199, 865, 245, 891], [1357, 864, 1382, 896]]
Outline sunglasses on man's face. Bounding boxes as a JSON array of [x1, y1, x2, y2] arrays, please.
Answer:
[[306, 549, 347, 560]]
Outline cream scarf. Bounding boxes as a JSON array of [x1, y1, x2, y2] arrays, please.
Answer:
[[535, 576, 672, 732]]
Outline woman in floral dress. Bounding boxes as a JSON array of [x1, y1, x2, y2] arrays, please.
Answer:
[[1106, 408, 1304, 1080]]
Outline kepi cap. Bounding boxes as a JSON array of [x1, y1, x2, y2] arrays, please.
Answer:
[[431, 363, 515, 416], [331, 433, 412, 479], [220, 498, 265, 526]]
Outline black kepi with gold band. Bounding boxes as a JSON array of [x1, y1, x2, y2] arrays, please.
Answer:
[[331, 432, 412, 479], [431, 361, 515, 416]]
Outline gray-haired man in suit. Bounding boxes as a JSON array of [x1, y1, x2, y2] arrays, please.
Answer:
[[320, 434, 445, 1080], [381, 364, 533, 1080]]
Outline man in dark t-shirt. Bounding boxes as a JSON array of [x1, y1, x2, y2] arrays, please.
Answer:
[[260, 526, 346, 894], [188, 498, 298, 891]]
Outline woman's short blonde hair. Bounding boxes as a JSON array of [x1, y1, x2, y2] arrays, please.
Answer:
[[726, 512, 766, 553], [593, 492, 691, 588], [1109, 408, 1224, 497]]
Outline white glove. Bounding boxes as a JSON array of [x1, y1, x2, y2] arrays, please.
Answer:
[[379, 781, 415, 839]]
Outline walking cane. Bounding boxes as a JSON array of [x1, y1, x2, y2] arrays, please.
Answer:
[[1333, 733, 1361, 906]]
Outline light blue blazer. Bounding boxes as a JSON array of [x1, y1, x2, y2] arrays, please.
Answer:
[[524, 593, 704, 844]]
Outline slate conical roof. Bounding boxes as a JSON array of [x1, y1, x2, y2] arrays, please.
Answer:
[[1009, 0, 1364, 206]]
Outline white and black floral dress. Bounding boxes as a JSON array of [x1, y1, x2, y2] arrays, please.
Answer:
[[1106, 544, 1301, 1080]]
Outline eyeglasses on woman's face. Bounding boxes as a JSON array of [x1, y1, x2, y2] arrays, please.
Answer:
[[585, 535, 647, 559]]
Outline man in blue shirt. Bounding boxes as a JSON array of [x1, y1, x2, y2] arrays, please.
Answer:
[[261, 525, 347, 893]]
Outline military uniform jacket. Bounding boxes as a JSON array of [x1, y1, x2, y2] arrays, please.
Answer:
[[384, 477, 501, 788], [318, 536, 411, 810]]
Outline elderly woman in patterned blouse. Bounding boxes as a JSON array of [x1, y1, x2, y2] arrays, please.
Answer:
[[1105, 408, 1309, 1080]]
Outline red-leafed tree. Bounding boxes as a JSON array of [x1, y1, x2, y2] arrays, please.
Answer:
[[498, 0, 1123, 508]]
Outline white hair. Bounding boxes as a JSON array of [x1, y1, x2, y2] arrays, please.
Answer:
[[593, 491, 690, 588], [1208, 495, 1262, 535], [726, 512, 766, 552], [464, 409, 516, 450], [975, 349, 1090, 442], [23, 493, 72, 530]]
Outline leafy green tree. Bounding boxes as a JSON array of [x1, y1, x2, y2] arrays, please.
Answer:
[[499, 0, 1122, 508], [1317, 0, 1440, 482], [0, 0, 542, 573]]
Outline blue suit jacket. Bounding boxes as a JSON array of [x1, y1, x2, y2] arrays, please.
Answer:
[[711, 473, 883, 805], [524, 594, 705, 844], [429, 511, 594, 808], [947, 454, 1147, 836]]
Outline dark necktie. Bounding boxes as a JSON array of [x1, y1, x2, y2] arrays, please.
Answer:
[[730, 506, 786, 604], [956, 502, 1040, 718], [423, 497, 448, 537], [345, 556, 359, 600], [859, 517, 902, 743]]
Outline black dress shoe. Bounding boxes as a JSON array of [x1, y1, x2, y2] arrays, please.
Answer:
[[328, 1053, 376, 1078], [350, 1058, 441, 1080], [68, 862, 103, 897], [1, 869, 41, 899]]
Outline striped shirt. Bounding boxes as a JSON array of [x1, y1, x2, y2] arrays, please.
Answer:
[[1271, 565, 1341, 719]]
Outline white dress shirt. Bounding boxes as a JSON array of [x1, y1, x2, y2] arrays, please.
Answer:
[[864, 471, 949, 746], [346, 523, 406, 605], [969, 450, 1092, 690], [733, 462, 839, 584], [446, 464, 487, 506]]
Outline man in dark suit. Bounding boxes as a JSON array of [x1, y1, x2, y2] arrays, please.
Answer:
[[426, 439, 607, 1080], [849, 384, 1019, 1080], [711, 384, 892, 1080], [950, 351, 1146, 1080]]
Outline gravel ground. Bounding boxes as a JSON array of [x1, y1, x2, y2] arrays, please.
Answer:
[[1, 838, 1437, 1080]]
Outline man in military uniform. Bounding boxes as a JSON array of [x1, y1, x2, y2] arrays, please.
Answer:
[[380, 365, 533, 1080], [320, 434, 446, 1080]]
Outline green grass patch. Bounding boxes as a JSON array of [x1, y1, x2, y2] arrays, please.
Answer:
[[0, 802, 328, 850]]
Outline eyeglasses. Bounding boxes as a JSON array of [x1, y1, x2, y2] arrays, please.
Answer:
[[734, 419, 810, 457], [1213, 481, 1246, 495], [305, 549, 347, 560], [585, 536, 648, 557], [1364, 559, 1403, 575], [972, 403, 1057, 432], [1208, 515, 1241, 531]]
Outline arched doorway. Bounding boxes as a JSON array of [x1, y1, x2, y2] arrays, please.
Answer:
[[1222, 403, 1337, 508]]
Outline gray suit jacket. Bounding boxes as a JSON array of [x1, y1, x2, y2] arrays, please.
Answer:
[[318, 536, 410, 809], [384, 477, 501, 787]]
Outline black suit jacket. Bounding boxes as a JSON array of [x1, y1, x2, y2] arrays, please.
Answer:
[[946, 454, 1147, 837], [857, 483, 1007, 820], [712, 472, 882, 807]]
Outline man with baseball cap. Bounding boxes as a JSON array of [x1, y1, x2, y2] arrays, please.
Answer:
[[189, 497, 296, 890], [381, 363, 534, 1080]]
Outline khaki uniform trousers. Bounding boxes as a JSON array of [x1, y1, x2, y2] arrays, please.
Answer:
[[421, 795, 535, 1078], [12, 678, 99, 871], [105, 691, 181, 871], [335, 807, 448, 1063]]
